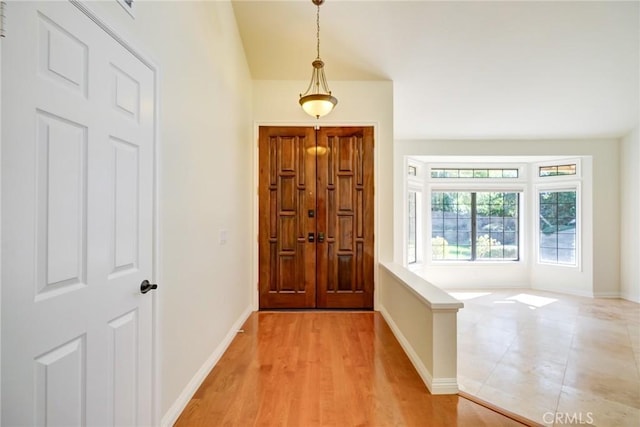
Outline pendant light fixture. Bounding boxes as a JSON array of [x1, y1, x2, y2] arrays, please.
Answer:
[[299, 0, 337, 119]]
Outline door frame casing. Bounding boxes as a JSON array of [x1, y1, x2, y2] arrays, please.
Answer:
[[0, 1, 162, 424], [252, 122, 380, 311], [0, 8, 3, 421]]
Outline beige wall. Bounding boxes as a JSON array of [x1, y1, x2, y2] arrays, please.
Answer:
[[621, 127, 640, 302], [87, 0, 254, 421], [395, 138, 620, 298], [252, 80, 394, 306]]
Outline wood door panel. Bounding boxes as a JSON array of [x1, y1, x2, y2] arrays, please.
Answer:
[[259, 126, 373, 309], [317, 127, 374, 309], [259, 127, 316, 308], [338, 216, 354, 250], [337, 176, 354, 211]]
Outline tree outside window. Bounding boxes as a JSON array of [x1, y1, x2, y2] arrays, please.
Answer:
[[539, 190, 577, 265], [431, 192, 519, 261]]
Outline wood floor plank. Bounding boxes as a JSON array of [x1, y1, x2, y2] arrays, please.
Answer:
[[174, 312, 528, 427]]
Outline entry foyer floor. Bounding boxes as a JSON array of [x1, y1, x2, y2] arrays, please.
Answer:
[[454, 289, 640, 426], [175, 311, 525, 426]]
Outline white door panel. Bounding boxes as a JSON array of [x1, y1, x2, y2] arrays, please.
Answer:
[[2, 1, 155, 425]]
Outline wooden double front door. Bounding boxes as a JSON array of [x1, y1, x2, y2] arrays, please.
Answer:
[[259, 126, 374, 309]]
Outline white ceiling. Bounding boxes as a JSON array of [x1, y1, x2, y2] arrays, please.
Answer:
[[231, 0, 639, 140]]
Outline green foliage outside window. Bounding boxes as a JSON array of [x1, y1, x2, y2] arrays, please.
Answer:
[[431, 191, 519, 261], [539, 190, 577, 265]]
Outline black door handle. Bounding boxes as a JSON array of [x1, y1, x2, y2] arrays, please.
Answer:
[[318, 232, 325, 243], [140, 280, 158, 294]]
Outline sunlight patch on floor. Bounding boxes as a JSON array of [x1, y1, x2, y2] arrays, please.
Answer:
[[506, 293, 558, 308], [449, 291, 492, 301]]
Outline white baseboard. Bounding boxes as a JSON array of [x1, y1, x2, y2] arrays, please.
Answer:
[[531, 283, 594, 298], [378, 305, 459, 395], [430, 377, 459, 395], [160, 306, 253, 427], [435, 282, 529, 290], [593, 291, 621, 299], [621, 290, 640, 303]]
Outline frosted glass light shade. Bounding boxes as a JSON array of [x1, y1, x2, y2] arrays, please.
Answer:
[[299, 93, 338, 119]]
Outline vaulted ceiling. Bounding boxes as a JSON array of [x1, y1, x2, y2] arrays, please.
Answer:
[[232, 0, 639, 140]]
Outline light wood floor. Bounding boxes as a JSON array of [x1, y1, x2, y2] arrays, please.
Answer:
[[175, 311, 527, 427]]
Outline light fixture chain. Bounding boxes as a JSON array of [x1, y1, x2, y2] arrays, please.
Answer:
[[299, 0, 337, 119], [316, 3, 320, 59]]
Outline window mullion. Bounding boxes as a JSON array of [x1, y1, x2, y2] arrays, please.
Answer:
[[516, 193, 520, 261], [471, 192, 477, 261]]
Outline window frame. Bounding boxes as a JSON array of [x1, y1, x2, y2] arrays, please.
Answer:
[[536, 158, 581, 180], [431, 167, 520, 179], [406, 160, 424, 266], [535, 181, 581, 269], [539, 164, 577, 177], [407, 190, 420, 264], [429, 188, 523, 263], [425, 163, 526, 265]]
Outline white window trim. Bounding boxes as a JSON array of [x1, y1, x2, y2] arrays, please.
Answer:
[[407, 190, 423, 265]]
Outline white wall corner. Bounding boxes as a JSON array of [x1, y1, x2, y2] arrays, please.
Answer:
[[160, 306, 253, 427], [621, 290, 640, 304], [620, 127, 640, 304]]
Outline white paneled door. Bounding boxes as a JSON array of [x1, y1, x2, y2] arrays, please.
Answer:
[[2, 2, 155, 426]]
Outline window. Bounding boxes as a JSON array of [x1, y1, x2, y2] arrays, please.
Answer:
[[539, 164, 576, 177], [431, 192, 519, 261], [431, 168, 519, 179], [408, 192, 417, 264], [539, 190, 577, 265], [407, 161, 423, 265]]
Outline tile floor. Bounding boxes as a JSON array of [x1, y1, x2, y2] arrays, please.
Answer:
[[451, 289, 640, 427]]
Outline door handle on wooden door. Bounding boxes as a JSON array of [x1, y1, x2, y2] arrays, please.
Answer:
[[140, 280, 158, 294], [317, 232, 325, 243]]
